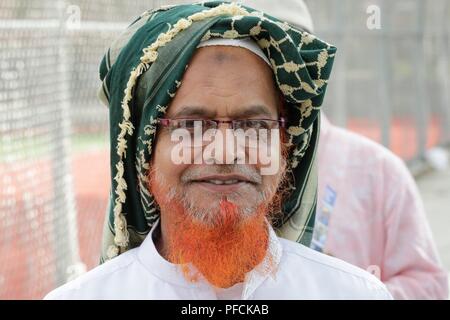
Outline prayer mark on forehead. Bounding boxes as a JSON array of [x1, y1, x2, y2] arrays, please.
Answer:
[[212, 51, 237, 63]]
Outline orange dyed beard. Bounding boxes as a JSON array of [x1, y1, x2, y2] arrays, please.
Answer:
[[149, 173, 273, 289]]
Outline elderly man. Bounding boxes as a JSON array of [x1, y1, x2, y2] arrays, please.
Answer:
[[240, 0, 448, 299], [45, 2, 391, 299]]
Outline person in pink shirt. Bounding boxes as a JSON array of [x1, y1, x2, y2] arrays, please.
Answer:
[[313, 114, 448, 299], [242, 0, 449, 299]]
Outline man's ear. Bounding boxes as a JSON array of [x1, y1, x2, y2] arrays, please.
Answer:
[[277, 90, 290, 146]]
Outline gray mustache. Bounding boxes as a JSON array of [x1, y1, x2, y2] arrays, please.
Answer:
[[181, 164, 263, 184]]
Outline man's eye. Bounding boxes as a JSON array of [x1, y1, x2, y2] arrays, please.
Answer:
[[183, 120, 195, 129], [246, 120, 270, 130], [178, 120, 203, 131]]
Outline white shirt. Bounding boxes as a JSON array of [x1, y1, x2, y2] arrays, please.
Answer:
[[45, 219, 392, 300]]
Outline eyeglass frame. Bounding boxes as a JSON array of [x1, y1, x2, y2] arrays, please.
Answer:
[[157, 117, 286, 131]]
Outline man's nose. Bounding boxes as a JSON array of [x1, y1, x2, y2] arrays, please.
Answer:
[[211, 123, 244, 164]]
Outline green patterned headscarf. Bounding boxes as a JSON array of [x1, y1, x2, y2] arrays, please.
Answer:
[[98, 1, 336, 262]]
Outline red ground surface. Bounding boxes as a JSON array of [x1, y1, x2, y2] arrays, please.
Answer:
[[0, 150, 109, 299]]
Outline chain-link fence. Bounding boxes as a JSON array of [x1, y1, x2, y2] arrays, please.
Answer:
[[306, 0, 450, 164], [1, 0, 449, 299], [0, 0, 84, 299]]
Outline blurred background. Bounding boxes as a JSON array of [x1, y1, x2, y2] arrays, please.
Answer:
[[0, 0, 449, 299]]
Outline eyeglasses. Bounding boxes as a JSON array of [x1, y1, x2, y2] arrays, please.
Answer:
[[158, 118, 285, 131], [158, 118, 285, 147]]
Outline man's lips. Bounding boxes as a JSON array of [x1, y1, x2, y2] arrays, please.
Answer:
[[188, 174, 258, 193]]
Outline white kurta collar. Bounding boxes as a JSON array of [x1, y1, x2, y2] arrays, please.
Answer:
[[136, 217, 283, 299]]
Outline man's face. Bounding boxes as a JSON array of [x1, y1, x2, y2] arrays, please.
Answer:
[[151, 46, 286, 226]]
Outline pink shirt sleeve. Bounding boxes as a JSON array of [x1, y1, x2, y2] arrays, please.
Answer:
[[380, 153, 448, 299]]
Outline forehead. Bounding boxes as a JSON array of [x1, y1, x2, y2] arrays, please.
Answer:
[[166, 46, 280, 119]]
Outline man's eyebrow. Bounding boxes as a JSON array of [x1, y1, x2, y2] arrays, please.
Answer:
[[171, 106, 216, 118], [170, 104, 275, 119], [233, 104, 275, 119]]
